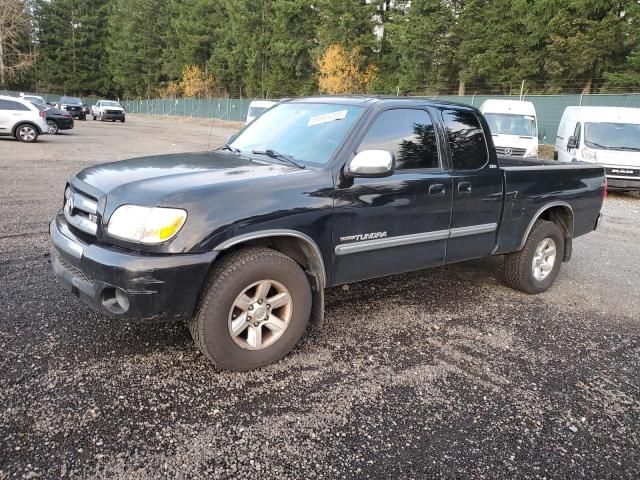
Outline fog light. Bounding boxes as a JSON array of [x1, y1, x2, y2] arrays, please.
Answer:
[[101, 287, 130, 314]]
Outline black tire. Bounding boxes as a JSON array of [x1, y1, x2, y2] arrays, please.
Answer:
[[189, 247, 312, 371], [120, 118, 125, 123], [47, 119, 59, 135], [92, 115, 96, 121], [504, 220, 564, 294], [15, 124, 39, 143]]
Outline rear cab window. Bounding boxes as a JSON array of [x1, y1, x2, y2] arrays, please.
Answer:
[[442, 109, 489, 170]]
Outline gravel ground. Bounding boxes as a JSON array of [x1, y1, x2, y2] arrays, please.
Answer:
[[1, 116, 639, 479]]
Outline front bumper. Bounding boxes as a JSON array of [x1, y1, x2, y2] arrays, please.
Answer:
[[607, 176, 640, 191], [101, 113, 125, 120], [50, 213, 217, 321]]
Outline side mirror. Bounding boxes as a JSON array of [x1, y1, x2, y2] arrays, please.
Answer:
[[567, 135, 578, 149], [346, 150, 395, 178]]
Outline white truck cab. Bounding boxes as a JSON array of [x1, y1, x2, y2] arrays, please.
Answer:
[[480, 99, 539, 158], [556, 106, 640, 191], [246, 100, 277, 124]]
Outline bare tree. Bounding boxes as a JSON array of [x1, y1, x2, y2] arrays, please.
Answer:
[[0, 0, 33, 85]]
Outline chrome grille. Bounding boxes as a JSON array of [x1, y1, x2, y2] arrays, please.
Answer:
[[64, 188, 98, 236], [495, 146, 527, 157], [606, 167, 640, 178]]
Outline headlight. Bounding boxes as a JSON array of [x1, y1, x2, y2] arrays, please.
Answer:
[[581, 147, 597, 161], [107, 205, 187, 244]]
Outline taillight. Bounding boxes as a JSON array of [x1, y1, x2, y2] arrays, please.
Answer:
[[39, 111, 46, 118]]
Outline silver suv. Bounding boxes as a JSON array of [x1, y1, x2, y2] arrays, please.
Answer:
[[0, 95, 49, 143]]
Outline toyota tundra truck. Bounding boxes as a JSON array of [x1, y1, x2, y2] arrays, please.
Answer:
[[50, 97, 606, 371], [91, 100, 125, 122]]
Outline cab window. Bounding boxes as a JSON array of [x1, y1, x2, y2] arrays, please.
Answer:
[[0, 100, 29, 111], [442, 109, 488, 170], [357, 108, 439, 170]]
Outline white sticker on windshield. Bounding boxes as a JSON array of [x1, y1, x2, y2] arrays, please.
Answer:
[[308, 109, 348, 126], [524, 115, 535, 120]]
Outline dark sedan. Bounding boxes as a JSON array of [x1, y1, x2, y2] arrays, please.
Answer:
[[31, 102, 74, 134]]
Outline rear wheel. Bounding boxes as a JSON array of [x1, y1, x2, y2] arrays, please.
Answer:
[[47, 119, 59, 135], [15, 124, 39, 143], [189, 247, 311, 371], [504, 220, 564, 293]]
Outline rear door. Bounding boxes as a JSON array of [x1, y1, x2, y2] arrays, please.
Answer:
[[332, 107, 452, 284], [440, 108, 504, 263]]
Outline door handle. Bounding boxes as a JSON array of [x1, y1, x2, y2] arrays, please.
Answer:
[[458, 182, 472, 194], [429, 183, 446, 196]]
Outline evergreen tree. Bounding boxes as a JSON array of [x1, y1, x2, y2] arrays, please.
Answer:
[[106, 0, 170, 96]]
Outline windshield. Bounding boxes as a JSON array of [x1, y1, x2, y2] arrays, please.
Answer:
[[585, 122, 640, 151], [247, 106, 268, 119], [230, 103, 363, 165], [102, 101, 121, 107], [31, 102, 48, 112], [484, 113, 536, 137], [23, 96, 44, 103], [61, 97, 82, 105]]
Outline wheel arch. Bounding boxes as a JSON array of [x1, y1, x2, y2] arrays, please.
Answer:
[[12, 121, 43, 136], [519, 202, 574, 261], [214, 230, 327, 329]]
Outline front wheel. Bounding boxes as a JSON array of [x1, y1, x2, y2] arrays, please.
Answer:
[[504, 220, 564, 294], [189, 247, 312, 371]]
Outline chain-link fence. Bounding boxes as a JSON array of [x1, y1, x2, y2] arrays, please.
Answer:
[[3, 89, 640, 141]]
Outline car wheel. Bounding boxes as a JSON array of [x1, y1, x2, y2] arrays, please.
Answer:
[[47, 120, 59, 135], [120, 118, 125, 123], [15, 124, 39, 143], [189, 247, 312, 371], [504, 220, 564, 294], [92, 115, 96, 121]]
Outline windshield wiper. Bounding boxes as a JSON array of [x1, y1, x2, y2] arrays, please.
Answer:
[[251, 149, 305, 169], [218, 143, 241, 154]]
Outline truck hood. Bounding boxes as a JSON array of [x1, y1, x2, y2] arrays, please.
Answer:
[[72, 151, 302, 207]]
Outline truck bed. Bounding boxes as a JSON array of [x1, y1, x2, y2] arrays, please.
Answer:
[[493, 157, 605, 256]]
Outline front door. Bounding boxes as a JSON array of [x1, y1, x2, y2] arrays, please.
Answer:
[[332, 107, 452, 285], [439, 108, 504, 263]]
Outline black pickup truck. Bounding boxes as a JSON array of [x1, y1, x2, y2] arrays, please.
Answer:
[[50, 97, 606, 370]]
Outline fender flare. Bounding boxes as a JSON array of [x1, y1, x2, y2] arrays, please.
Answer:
[[518, 201, 574, 251]]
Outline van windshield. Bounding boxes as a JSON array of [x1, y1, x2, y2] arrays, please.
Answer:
[[585, 122, 640, 151], [230, 102, 363, 165], [485, 113, 536, 137], [247, 106, 268, 119]]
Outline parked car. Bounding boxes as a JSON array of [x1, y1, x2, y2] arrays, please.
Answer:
[[50, 96, 605, 371], [480, 99, 539, 158], [82, 104, 91, 116], [91, 100, 125, 122], [0, 95, 49, 143], [246, 100, 277, 124], [555, 106, 640, 191], [20, 94, 47, 104], [58, 96, 86, 120], [31, 102, 74, 135]]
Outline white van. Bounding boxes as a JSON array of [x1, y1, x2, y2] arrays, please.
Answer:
[[480, 100, 539, 157], [246, 100, 277, 124], [555, 106, 640, 191]]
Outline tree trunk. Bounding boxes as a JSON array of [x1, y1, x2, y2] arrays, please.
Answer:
[[0, 34, 5, 85], [458, 79, 465, 96], [582, 77, 592, 95]]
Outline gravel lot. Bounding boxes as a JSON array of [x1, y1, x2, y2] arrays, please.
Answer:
[[1, 116, 639, 479]]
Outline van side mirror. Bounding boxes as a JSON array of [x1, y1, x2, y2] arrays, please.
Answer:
[[346, 150, 395, 178], [567, 136, 578, 149]]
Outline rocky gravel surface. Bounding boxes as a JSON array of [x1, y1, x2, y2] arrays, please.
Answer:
[[1, 116, 639, 479]]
